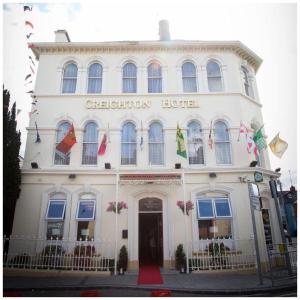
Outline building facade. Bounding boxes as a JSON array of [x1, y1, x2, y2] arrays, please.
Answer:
[[10, 24, 283, 272]]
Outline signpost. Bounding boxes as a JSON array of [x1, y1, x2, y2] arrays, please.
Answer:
[[247, 182, 263, 285]]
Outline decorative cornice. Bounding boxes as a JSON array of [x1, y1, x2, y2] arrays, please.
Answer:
[[30, 40, 262, 73]]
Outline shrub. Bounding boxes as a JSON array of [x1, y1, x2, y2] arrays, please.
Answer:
[[175, 244, 186, 271], [117, 245, 128, 272]]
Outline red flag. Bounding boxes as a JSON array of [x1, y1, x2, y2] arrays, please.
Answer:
[[56, 124, 77, 154], [98, 134, 107, 156]]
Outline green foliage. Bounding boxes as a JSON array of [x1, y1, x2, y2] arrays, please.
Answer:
[[117, 245, 128, 272], [3, 87, 21, 236], [175, 244, 186, 270]]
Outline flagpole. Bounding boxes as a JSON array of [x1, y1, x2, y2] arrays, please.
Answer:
[[114, 172, 119, 275], [182, 171, 189, 273]]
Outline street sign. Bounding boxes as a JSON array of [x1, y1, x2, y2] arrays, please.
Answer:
[[254, 171, 263, 182], [249, 183, 261, 210]]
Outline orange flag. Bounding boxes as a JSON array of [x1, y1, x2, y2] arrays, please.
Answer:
[[56, 124, 77, 154]]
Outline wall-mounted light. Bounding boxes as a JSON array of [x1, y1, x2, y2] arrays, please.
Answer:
[[105, 163, 111, 169], [209, 172, 217, 178], [249, 161, 258, 167], [175, 163, 181, 169], [69, 174, 76, 179], [31, 162, 39, 169]]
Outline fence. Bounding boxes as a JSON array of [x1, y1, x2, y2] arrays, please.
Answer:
[[188, 239, 256, 271], [266, 242, 297, 286], [3, 236, 115, 272]]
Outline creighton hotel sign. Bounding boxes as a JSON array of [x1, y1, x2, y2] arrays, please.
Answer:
[[85, 99, 200, 109]]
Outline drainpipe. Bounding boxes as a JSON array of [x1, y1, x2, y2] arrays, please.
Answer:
[[114, 172, 119, 275], [182, 171, 189, 273]]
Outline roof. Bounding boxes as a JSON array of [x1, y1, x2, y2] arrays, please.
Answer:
[[30, 39, 263, 73]]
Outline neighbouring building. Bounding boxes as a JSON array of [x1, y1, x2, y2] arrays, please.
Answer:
[[8, 21, 285, 272]]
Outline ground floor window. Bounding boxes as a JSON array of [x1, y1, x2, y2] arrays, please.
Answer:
[[77, 221, 95, 241], [197, 197, 232, 239], [47, 221, 64, 240]]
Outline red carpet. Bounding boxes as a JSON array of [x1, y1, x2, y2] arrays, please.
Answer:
[[137, 265, 163, 285]]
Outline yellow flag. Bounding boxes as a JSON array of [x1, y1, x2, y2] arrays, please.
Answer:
[[269, 133, 288, 158]]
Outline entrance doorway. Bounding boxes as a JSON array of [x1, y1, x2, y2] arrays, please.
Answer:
[[139, 198, 163, 266]]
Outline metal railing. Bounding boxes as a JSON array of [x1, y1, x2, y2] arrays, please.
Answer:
[[188, 239, 256, 271], [3, 236, 115, 272]]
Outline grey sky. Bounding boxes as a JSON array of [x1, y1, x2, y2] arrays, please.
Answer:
[[3, 0, 297, 189]]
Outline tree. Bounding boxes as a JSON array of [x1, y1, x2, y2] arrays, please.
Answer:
[[3, 87, 21, 237]]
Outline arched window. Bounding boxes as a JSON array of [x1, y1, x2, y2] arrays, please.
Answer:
[[62, 62, 77, 93], [214, 121, 232, 164], [242, 66, 254, 97], [76, 193, 96, 241], [45, 193, 67, 240], [149, 122, 164, 165], [82, 122, 98, 165], [54, 122, 71, 165], [187, 121, 204, 165], [182, 62, 197, 92], [87, 63, 102, 93], [207, 60, 223, 92], [148, 63, 162, 93], [123, 63, 137, 93], [121, 122, 137, 165]]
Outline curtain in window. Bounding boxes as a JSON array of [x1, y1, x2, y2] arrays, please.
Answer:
[[149, 122, 164, 165], [54, 122, 71, 165], [62, 63, 77, 93], [123, 63, 137, 93], [207, 60, 222, 92], [214, 121, 231, 164], [148, 63, 162, 93], [182, 62, 197, 92], [82, 122, 98, 165], [88, 63, 102, 93], [187, 121, 204, 164], [121, 122, 137, 165], [242, 67, 253, 97]]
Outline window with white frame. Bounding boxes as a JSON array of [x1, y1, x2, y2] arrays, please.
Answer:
[[241, 66, 254, 98], [87, 63, 102, 93], [187, 121, 204, 165], [62, 62, 77, 93], [45, 194, 66, 240], [121, 122, 137, 165], [197, 198, 232, 239], [76, 197, 96, 241], [149, 122, 164, 165], [207, 60, 223, 92], [182, 62, 197, 92], [148, 63, 162, 93], [123, 63, 137, 93], [54, 122, 71, 165], [82, 122, 98, 165], [214, 121, 232, 164]]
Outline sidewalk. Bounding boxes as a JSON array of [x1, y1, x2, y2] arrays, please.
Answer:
[[3, 269, 297, 296]]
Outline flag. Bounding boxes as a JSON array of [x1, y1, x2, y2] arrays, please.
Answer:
[[253, 127, 267, 151], [35, 122, 41, 143], [56, 124, 76, 154], [25, 21, 34, 28], [208, 120, 213, 149], [269, 133, 288, 158], [237, 122, 258, 156], [176, 123, 187, 158], [98, 134, 107, 156], [140, 121, 144, 150], [24, 5, 32, 11]]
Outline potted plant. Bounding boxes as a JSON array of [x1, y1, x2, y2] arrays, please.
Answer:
[[176, 200, 194, 215], [117, 245, 128, 274], [175, 244, 186, 273], [107, 201, 128, 214]]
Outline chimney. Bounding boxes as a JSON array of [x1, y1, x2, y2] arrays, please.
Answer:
[[159, 20, 170, 41], [55, 30, 71, 42]]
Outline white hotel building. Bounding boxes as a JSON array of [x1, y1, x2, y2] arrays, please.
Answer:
[[10, 22, 282, 272]]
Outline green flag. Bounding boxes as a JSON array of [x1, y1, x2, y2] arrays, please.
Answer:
[[176, 124, 187, 158], [253, 127, 266, 151]]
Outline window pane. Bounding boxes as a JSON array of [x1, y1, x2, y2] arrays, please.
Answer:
[[197, 200, 214, 218], [188, 122, 204, 164], [214, 122, 229, 141], [64, 63, 77, 77], [198, 219, 214, 239], [82, 143, 97, 165], [148, 63, 162, 93], [62, 63, 77, 94], [198, 219, 232, 239], [62, 79, 76, 93], [215, 199, 231, 217], [207, 61, 221, 77], [47, 221, 64, 240], [88, 78, 102, 93], [149, 122, 164, 165], [77, 221, 95, 241], [208, 77, 222, 92], [47, 201, 66, 219], [77, 201, 95, 220], [88, 63, 102, 77]]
